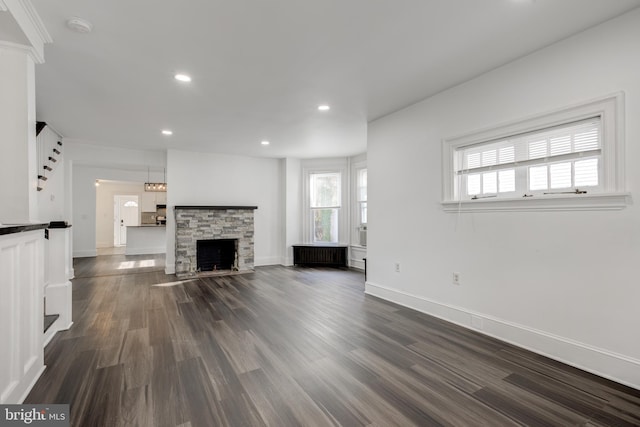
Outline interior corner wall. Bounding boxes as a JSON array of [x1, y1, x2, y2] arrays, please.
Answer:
[[71, 165, 98, 257], [165, 150, 283, 273], [367, 9, 640, 389], [283, 158, 302, 266]]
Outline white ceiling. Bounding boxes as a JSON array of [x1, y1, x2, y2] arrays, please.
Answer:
[[30, 0, 640, 159]]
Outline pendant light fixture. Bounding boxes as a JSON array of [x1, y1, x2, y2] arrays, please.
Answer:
[[144, 166, 167, 192]]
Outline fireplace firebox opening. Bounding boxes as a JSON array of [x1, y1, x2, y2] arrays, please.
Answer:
[[196, 239, 237, 272]]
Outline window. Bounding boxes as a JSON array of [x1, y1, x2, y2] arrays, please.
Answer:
[[310, 172, 341, 243], [457, 118, 601, 199], [357, 168, 367, 246], [442, 93, 626, 212]]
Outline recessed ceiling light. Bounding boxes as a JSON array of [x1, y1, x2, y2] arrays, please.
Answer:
[[162, 130, 173, 135], [318, 105, 330, 111], [261, 140, 270, 146], [66, 17, 93, 34], [174, 74, 192, 83]]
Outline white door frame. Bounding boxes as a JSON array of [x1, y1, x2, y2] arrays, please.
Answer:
[[114, 195, 139, 246]]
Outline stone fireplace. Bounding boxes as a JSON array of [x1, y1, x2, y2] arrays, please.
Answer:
[[174, 206, 257, 278]]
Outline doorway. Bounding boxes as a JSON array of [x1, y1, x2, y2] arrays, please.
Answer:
[[114, 195, 139, 246]]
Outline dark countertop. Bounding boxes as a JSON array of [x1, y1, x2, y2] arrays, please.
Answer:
[[127, 225, 167, 228], [0, 223, 48, 236], [174, 206, 258, 210]]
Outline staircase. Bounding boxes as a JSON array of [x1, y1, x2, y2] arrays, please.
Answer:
[[36, 121, 63, 191]]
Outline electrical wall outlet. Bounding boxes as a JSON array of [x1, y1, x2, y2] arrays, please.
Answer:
[[394, 262, 401, 273], [452, 272, 460, 285]]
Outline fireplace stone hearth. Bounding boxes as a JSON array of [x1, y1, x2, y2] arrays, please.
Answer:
[[174, 206, 257, 278]]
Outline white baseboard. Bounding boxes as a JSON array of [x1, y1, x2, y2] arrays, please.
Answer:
[[282, 256, 293, 267], [350, 258, 365, 270], [165, 264, 175, 275], [17, 366, 46, 404], [43, 320, 73, 347], [125, 246, 166, 255], [365, 281, 640, 391], [96, 241, 111, 249], [255, 256, 282, 266], [43, 322, 57, 347], [73, 249, 97, 258]]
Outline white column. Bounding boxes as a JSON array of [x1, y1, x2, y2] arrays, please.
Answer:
[[283, 158, 302, 265], [0, 46, 38, 223]]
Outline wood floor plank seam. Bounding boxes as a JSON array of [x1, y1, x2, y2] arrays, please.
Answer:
[[24, 254, 640, 427]]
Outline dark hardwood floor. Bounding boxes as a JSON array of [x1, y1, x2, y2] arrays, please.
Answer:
[[26, 254, 640, 426]]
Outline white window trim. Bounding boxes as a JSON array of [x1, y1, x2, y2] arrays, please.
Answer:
[[351, 160, 367, 247], [302, 161, 348, 244], [441, 92, 628, 212]]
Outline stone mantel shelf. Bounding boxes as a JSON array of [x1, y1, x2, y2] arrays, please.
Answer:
[[174, 206, 258, 210]]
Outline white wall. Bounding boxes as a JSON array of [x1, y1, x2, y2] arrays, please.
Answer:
[[72, 166, 143, 256], [95, 181, 145, 248], [65, 141, 166, 170], [65, 142, 166, 256], [0, 47, 37, 224], [165, 150, 283, 273], [367, 9, 640, 389], [282, 158, 302, 266]]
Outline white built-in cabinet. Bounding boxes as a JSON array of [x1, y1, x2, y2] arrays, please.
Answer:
[[0, 228, 45, 403]]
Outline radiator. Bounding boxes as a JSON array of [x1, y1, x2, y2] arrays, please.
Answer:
[[292, 245, 348, 267]]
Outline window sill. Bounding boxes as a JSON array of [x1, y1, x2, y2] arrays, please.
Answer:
[[441, 192, 630, 213]]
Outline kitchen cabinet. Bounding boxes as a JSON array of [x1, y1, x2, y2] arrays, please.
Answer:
[[141, 192, 166, 212], [141, 192, 156, 212], [125, 225, 166, 255]]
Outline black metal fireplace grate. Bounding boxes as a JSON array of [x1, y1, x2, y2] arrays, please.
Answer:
[[196, 239, 236, 271]]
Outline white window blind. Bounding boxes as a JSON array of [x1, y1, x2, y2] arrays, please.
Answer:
[[455, 117, 601, 198]]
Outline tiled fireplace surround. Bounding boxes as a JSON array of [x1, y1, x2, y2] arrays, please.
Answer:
[[174, 206, 257, 278]]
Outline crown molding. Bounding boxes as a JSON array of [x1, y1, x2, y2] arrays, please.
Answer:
[[0, 40, 43, 64], [1, 0, 52, 62], [17, 0, 52, 43]]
